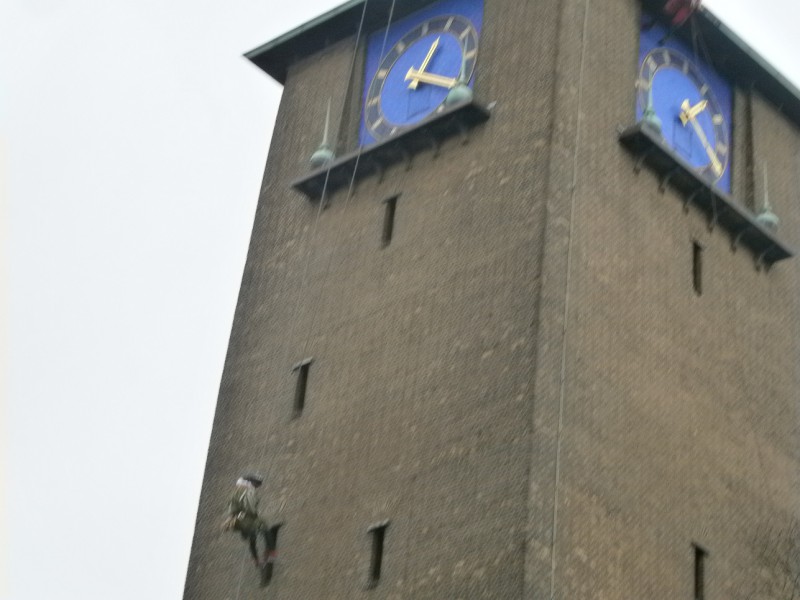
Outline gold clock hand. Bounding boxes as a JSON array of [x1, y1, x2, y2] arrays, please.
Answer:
[[684, 113, 723, 177], [408, 37, 440, 90], [679, 99, 709, 125], [678, 98, 723, 176], [419, 39, 439, 72], [404, 68, 458, 89]]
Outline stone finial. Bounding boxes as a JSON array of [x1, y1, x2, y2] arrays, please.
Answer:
[[641, 85, 662, 134], [446, 56, 474, 106], [310, 99, 335, 169], [755, 162, 779, 231]]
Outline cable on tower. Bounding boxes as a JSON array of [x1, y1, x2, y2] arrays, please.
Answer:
[[224, 0, 401, 594]]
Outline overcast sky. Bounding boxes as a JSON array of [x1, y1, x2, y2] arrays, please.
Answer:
[[2, 1, 798, 599]]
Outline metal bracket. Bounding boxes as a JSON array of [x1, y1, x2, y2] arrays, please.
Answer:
[[349, 171, 360, 197], [634, 147, 655, 174], [315, 172, 331, 207], [456, 120, 469, 145], [755, 246, 774, 271], [683, 188, 703, 213], [731, 226, 750, 252], [372, 158, 385, 184], [398, 145, 413, 171], [427, 132, 441, 158], [708, 194, 719, 232], [659, 167, 680, 193]]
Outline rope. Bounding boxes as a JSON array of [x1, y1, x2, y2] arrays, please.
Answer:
[[549, 0, 590, 596], [299, 0, 397, 361], [690, 13, 714, 72], [229, 0, 405, 596], [231, 96, 337, 600], [285, 4, 398, 596]]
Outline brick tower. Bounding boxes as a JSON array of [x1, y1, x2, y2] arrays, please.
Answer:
[[184, 1, 800, 598]]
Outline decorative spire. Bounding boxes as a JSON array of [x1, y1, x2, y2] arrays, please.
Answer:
[[445, 55, 473, 106], [310, 99, 335, 169], [641, 85, 662, 134], [755, 162, 779, 231]]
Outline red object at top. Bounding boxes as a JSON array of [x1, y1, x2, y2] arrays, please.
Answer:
[[663, 0, 700, 25]]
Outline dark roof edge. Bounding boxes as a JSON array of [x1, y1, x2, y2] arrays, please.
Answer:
[[243, 0, 431, 84], [244, 0, 364, 83], [245, 0, 800, 126], [697, 6, 800, 121], [639, 0, 800, 126]]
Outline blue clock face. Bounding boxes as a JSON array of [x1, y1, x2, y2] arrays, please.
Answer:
[[359, 0, 483, 146], [637, 18, 733, 192]]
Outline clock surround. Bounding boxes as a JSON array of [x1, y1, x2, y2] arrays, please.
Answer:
[[359, 0, 483, 146], [636, 17, 733, 192]]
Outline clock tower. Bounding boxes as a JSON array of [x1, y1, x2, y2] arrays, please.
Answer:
[[185, 1, 800, 598]]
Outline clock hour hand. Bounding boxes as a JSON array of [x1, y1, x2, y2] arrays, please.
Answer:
[[679, 99, 708, 125], [679, 99, 723, 177], [408, 37, 440, 90], [405, 68, 458, 89]]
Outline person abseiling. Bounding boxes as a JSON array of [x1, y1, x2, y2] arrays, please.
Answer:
[[221, 473, 276, 568]]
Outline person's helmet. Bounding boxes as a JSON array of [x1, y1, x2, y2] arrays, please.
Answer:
[[240, 470, 264, 487]]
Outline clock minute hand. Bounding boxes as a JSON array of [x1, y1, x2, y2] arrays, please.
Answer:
[[408, 37, 440, 90], [681, 100, 723, 177], [405, 68, 458, 89]]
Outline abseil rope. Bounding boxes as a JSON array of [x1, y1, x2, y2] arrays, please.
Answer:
[[231, 1, 404, 596]]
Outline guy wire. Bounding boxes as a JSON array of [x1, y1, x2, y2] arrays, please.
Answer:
[[549, 0, 590, 596], [299, 0, 398, 362], [233, 2, 373, 598]]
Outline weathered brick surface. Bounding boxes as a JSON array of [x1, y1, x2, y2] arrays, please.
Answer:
[[185, 1, 800, 598]]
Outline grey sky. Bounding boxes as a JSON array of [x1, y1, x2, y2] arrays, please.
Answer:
[[2, 1, 798, 598]]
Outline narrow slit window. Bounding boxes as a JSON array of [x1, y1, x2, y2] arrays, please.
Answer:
[[693, 544, 707, 600], [692, 242, 703, 296], [292, 358, 312, 417], [367, 522, 389, 588], [382, 196, 398, 247]]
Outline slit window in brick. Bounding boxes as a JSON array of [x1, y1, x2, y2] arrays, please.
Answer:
[[366, 521, 389, 588], [381, 196, 398, 247], [692, 241, 703, 296], [693, 543, 707, 600], [291, 358, 313, 417]]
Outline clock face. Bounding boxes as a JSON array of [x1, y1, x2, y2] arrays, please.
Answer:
[[636, 18, 733, 192], [359, 0, 483, 146]]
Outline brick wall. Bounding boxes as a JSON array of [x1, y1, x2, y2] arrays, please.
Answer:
[[184, 1, 800, 598]]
